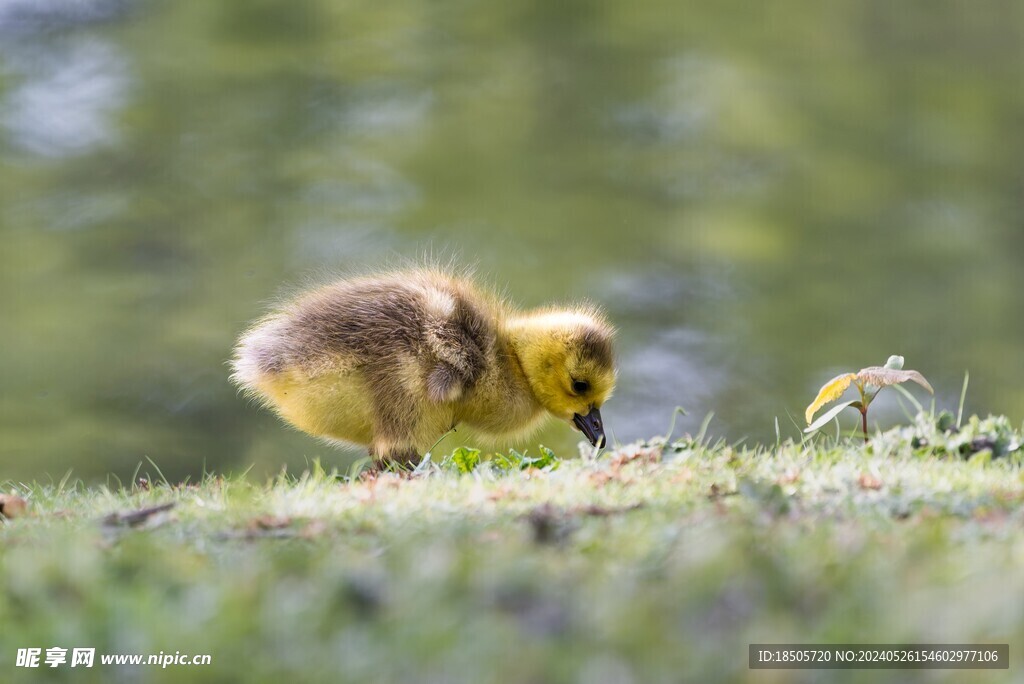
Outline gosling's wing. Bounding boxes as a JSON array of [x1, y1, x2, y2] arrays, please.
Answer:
[[425, 363, 464, 403], [423, 295, 494, 403]]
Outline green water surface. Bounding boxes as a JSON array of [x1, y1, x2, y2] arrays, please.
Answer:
[[2, 0, 1023, 481]]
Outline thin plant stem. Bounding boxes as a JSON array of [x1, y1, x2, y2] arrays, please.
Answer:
[[857, 383, 870, 443], [957, 371, 970, 429]]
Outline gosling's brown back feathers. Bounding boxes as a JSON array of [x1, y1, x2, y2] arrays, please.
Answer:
[[234, 270, 497, 407]]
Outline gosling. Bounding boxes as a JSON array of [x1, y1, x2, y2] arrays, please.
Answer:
[[231, 269, 616, 467]]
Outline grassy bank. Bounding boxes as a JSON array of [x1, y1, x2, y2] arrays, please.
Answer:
[[2, 412, 1023, 684]]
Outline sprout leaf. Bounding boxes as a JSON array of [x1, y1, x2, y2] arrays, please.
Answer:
[[855, 367, 934, 394], [804, 400, 859, 433], [805, 373, 857, 424]]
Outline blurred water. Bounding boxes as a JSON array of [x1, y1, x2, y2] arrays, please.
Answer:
[[2, 0, 1023, 481]]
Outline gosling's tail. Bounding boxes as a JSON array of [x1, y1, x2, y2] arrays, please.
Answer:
[[230, 315, 291, 399]]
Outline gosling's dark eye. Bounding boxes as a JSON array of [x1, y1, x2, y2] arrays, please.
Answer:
[[572, 380, 590, 394]]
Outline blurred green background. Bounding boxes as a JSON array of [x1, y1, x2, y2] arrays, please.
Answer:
[[2, 0, 1023, 482]]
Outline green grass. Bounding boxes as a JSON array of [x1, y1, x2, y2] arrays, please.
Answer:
[[2, 412, 1023, 684]]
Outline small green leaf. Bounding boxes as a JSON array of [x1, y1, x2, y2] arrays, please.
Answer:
[[490, 453, 515, 472], [936, 410, 956, 432], [804, 399, 859, 434], [511, 446, 561, 471], [531, 445, 560, 470], [450, 447, 481, 474], [491, 449, 524, 472]]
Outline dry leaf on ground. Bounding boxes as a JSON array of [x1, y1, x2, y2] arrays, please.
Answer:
[[0, 494, 28, 519]]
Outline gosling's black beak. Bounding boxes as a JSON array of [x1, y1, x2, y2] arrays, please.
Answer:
[[572, 407, 606, 448]]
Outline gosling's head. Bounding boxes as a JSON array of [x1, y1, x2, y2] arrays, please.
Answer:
[[510, 307, 617, 447]]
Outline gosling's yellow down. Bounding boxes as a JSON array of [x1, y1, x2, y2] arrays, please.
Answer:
[[231, 269, 616, 466]]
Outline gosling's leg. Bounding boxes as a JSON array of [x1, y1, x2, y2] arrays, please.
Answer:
[[368, 443, 421, 471], [367, 373, 422, 470]]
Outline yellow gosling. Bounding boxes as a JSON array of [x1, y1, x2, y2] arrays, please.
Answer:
[[231, 269, 616, 467]]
